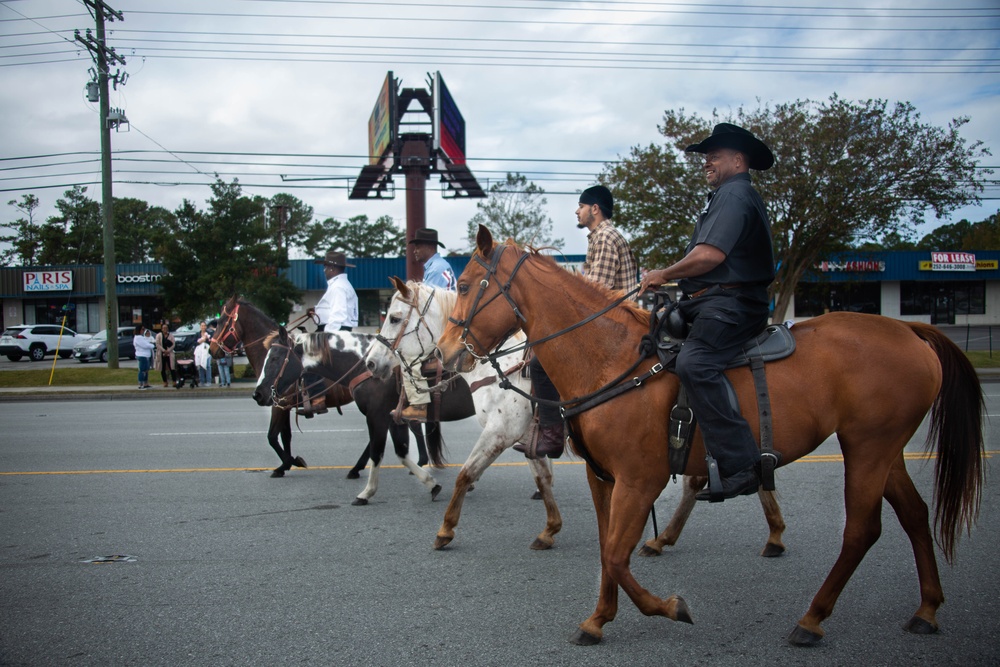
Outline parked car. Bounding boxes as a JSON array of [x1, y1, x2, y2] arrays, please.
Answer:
[[0, 324, 88, 362], [72, 326, 137, 363]]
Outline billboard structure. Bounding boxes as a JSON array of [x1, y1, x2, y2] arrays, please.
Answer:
[[433, 72, 466, 165], [349, 71, 485, 278], [351, 71, 397, 199], [368, 71, 396, 166]]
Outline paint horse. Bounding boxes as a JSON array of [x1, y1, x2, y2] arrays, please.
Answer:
[[365, 277, 562, 550], [256, 325, 475, 505], [437, 226, 984, 646], [209, 296, 431, 479]]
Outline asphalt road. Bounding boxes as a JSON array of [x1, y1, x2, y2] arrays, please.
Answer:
[[1, 390, 999, 667]]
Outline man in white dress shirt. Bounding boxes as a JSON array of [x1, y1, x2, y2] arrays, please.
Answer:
[[301, 249, 358, 417]]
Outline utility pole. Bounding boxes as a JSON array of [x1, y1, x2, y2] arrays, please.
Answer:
[[76, 1, 125, 367]]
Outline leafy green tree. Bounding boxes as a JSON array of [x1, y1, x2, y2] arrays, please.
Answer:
[[600, 96, 991, 320], [301, 213, 405, 258], [265, 193, 314, 253], [1, 194, 43, 266], [465, 173, 563, 251], [37, 186, 103, 265], [113, 197, 176, 263], [155, 179, 301, 323], [962, 210, 1000, 249]]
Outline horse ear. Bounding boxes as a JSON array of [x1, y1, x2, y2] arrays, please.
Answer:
[[476, 225, 494, 258], [389, 275, 409, 298]]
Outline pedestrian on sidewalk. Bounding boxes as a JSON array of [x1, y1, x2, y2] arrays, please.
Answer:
[[133, 324, 155, 390]]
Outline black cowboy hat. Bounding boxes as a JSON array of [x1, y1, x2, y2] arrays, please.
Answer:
[[408, 228, 445, 248], [686, 123, 775, 171], [314, 249, 355, 268]]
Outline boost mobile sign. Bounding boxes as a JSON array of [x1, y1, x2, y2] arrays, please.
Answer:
[[23, 270, 72, 292], [117, 273, 163, 284]]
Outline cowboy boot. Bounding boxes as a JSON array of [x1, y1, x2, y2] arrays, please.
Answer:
[[298, 394, 329, 419], [514, 422, 565, 459], [400, 403, 428, 423]]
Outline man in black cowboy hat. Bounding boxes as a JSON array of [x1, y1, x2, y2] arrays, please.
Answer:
[[301, 249, 358, 417], [640, 123, 776, 501]]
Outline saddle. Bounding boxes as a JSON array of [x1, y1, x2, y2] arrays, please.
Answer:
[[649, 292, 796, 494], [392, 359, 476, 424]]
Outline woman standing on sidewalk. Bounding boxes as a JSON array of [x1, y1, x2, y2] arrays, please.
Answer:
[[133, 324, 155, 390], [154, 324, 177, 387]]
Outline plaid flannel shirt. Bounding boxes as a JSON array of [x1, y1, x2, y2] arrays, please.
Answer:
[[583, 221, 638, 298]]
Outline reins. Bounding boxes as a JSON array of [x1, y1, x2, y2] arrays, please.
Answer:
[[452, 244, 656, 415]]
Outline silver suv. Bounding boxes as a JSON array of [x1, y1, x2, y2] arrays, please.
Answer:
[[0, 324, 88, 362]]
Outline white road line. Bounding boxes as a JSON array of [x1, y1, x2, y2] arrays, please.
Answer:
[[148, 429, 366, 436]]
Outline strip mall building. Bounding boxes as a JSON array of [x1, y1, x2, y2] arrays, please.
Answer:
[[1, 250, 997, 334]]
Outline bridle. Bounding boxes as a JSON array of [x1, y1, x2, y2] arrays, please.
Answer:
[[262, 340, 300, 407], [374, 286, 443, 381], [212, 302, 319, 356], [212, 303, 244, 355], [449, 243, 640, 370], [447, 244, 531, 361]]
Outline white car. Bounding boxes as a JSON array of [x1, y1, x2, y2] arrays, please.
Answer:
[[0, 324, 89, 362]]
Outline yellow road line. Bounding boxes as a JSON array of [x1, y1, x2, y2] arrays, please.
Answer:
[[1, 451, 996, 476]]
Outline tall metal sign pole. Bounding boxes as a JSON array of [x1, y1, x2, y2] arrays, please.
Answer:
[[76, 1, 125, 367], [349, 72, 485, 281]]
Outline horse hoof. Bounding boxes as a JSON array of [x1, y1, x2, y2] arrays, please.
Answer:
[[637, 544, 662, 557], [903, 616, 938, 635], [346, 470, 361, 480], [531, 490, 542, 500], [673, 596, 694, 624], [431, 484, 442, 501], [270, 469, 285, 478], [293, 456, 307, 468], [529, 537, 553, 551], [787, 624, 824, 646], [761, 543, 786, 558], [433, 535, 453, 550], [569, 628, 602, 646], [351, 497, 369, 506]]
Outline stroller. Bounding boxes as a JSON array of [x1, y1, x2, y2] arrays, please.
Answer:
[[174, 358, 200, 388]]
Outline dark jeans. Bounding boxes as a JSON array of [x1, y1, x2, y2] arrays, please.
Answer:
[[675, 289, 769, 477], [529, 355, 561, 427]]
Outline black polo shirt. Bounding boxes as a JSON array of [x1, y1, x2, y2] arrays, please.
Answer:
[[678, 172, 774, 300]]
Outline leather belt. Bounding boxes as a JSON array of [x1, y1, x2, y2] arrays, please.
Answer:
[[687, 283, 742, 299]]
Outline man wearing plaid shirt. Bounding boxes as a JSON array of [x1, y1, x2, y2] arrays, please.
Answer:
[[516, 185, 638, 459]]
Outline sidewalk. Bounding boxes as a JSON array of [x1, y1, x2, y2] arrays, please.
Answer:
[[0, 382, 253, 402]]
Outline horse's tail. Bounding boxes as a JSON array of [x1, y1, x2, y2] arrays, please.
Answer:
[[907, 322, 985, 564], [425, 421, 446, 468]]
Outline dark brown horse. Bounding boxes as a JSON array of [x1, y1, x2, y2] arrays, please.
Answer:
[[437, 226, 985, 646], [209, 296, 431, 478]]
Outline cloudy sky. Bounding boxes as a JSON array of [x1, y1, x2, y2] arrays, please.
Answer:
[[2, 0, 998, 257]]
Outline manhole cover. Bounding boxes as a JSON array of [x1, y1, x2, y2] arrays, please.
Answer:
[[81, 554, 137, 564]]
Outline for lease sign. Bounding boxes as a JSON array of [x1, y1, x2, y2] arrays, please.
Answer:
[[931, 252, 976, 272], [23, 270, 73, 292]]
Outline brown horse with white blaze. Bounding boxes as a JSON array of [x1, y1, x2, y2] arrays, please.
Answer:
[[436, 226, 985, 646]]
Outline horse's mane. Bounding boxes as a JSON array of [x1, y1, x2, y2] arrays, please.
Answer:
[[407, 281, 458, 315], [497, 240, 650, 328]]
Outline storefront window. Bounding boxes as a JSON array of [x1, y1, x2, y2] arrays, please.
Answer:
[[900, 281, 985, 317], [794, 282, 881, 318]]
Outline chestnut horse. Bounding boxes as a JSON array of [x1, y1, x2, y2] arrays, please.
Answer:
[[437, 226, 984, 646], [366, 278, 786, 555]]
